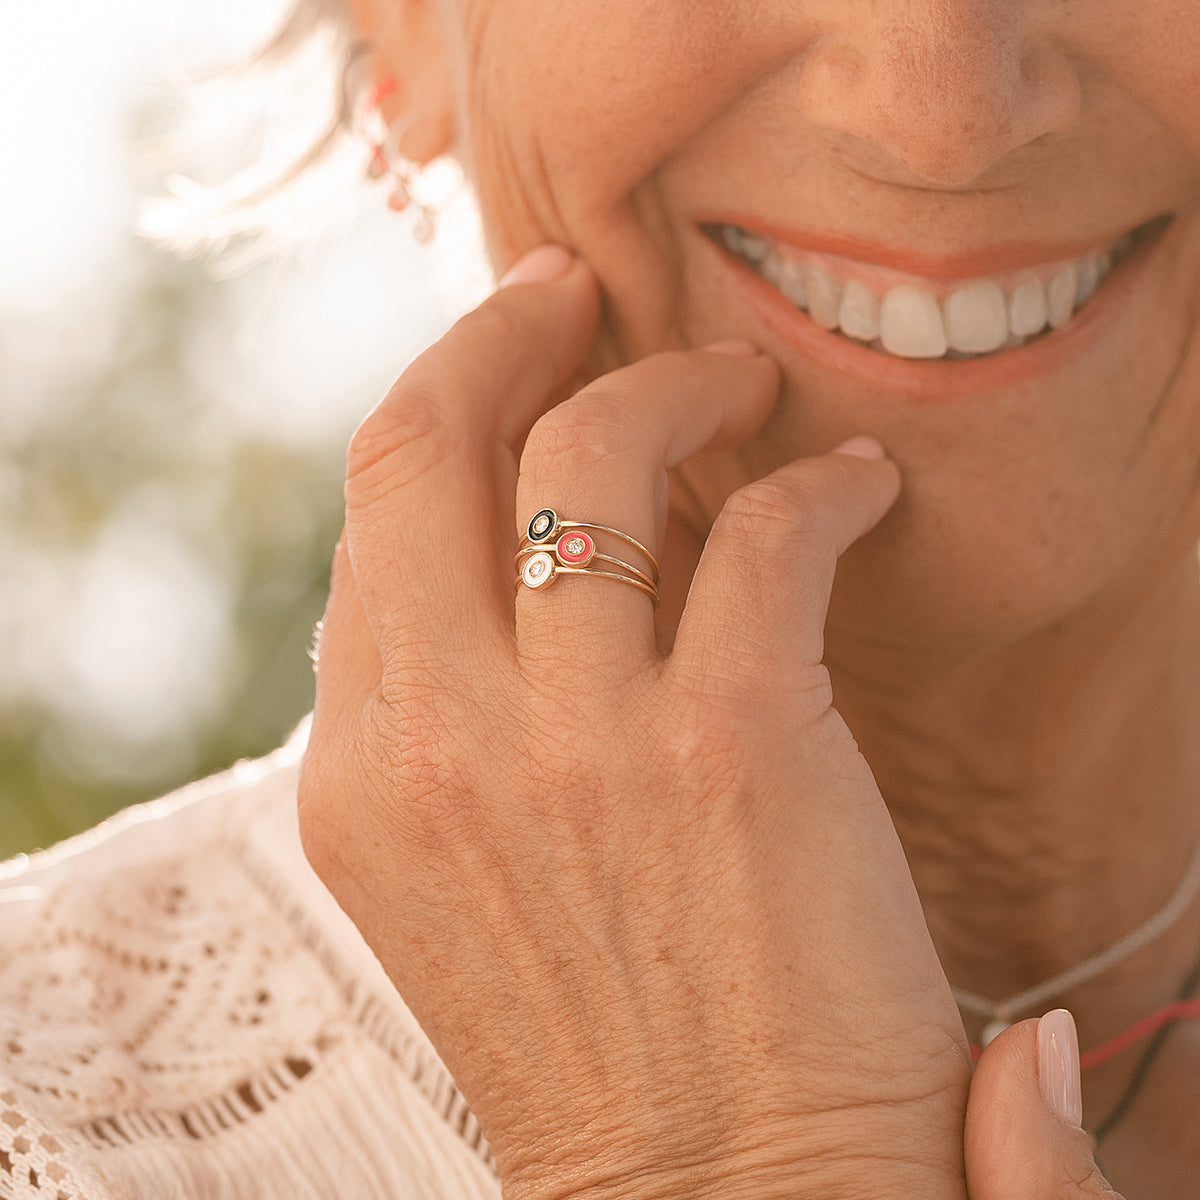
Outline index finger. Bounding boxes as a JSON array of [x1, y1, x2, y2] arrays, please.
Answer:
[[344, 249, 601, 684]]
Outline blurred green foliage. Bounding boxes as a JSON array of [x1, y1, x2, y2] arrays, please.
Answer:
[[0, 244, 351, 859]]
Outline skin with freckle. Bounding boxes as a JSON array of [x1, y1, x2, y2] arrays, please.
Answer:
[[325, 0, 1200, 1194], [380, 0, 1200, 656]]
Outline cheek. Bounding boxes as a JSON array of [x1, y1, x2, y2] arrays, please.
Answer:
[[445, 3, 747, 367], [1094, 5, 1200, 163], [450, 1, 771, 258]]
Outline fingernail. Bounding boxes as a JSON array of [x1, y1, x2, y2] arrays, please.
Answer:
[[703, 339, 760, 357], [831, 435, 886, 461], [1038, 1009, 1084, 1127], [499, 245, 575, 288]]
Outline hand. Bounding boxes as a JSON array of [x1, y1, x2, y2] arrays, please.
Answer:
[[966, 1012, 1124, 1198], [299, 247, 973, 1200]]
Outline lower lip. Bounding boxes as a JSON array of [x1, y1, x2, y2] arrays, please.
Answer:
[[710, 220, 1175, 396]]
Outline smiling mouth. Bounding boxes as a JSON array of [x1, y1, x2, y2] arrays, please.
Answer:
[[703, 217, 1172, 362]]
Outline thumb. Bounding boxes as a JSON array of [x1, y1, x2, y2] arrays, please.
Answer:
[[965, 1010, 1124, 1199]]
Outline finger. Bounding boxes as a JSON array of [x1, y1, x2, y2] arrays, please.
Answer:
[[343, 250, 600, 687], [512, 345, 780, 674], [965, 1013, 1124, 1198], [670, 438, 900, 698]]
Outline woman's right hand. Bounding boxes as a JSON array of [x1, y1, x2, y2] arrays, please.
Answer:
[[299, 246, 974, 1200]]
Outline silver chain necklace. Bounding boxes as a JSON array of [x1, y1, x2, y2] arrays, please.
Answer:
[[952, 842, 1200, 1044]]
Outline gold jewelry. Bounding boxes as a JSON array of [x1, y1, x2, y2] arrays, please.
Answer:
[[515, 543, 656, 591], [517, 555, 660, 605], [523, 509, 660, 582], [515, 512, 661, 606]]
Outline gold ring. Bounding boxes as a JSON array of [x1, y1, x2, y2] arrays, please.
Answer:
[[514, 543, 656, 590], [516, 511, 661, 606], [515, 553, 660, 606], [523, 509, 660, 583]]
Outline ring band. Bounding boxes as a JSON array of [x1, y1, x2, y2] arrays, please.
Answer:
[[515, 544, 656, 591], [516, 510, 661, 605], [516, 556, 660, 605], [524, 508, 660, 583]]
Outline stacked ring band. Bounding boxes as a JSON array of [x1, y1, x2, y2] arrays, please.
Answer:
[[515, 509, 661, 605]]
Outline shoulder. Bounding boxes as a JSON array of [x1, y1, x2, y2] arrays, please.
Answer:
[[0, 725, 497, 1200]]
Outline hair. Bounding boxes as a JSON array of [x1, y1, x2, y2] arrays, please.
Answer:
[[137, 0, 382, 276]]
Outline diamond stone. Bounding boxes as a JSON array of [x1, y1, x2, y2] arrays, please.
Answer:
[[533, 516, 551, 535], [529, 560, 546, 578], [565, 537, 586, 555]]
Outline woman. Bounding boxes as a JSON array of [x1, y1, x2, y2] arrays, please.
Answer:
[[2, 0, 1197, 1195]]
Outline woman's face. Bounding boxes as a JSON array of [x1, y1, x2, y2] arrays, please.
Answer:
[[432, 0, 1200, 661]]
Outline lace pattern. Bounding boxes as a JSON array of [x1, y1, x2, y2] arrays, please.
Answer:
[[0, 1088, 115, 1200], [0, 738, 498, 1199]]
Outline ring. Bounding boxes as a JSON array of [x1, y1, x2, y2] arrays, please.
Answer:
[[516, 510, 661, 605], [515, 537, 657, 590], [524, 509, 660, 583]]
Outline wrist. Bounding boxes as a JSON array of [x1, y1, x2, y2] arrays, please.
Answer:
[[499, 1090, 970, 1200]]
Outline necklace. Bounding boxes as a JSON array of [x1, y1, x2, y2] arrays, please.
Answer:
[[952, 842, 1200, 1043], [1091, 939, 1200, 1153]]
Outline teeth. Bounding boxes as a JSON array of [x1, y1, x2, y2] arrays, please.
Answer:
[[713, 220, 1134, 361], [777, 258, 807, 307], [761, 247, 784, 287], [806, 265, 843, 330], [943, 281, 1009, 354], [1008, 278, 1049, 337], [1046, 264, 1078, 328], [739, 231, 768, 265], [1074, 252, 1101, 305], [880, 286, 948, 359], [838, 279, 881, 341]]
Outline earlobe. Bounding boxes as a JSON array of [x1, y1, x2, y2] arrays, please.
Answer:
[[346, 0, 456, 167]]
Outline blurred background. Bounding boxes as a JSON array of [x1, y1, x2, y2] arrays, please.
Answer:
[[0, 0, 482, 857]]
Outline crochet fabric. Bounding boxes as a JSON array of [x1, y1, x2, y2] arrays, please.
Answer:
[[0, 730, 499, 1200]]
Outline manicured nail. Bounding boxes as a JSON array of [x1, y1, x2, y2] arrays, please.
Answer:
[[499, 245, 575, 288], [703, 339, 760, 357], [1038, 1009, 1083, 1127], [831, 435, 886, 461]]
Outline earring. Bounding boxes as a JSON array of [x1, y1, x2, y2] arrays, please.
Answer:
[[361, 77, 439, 243]]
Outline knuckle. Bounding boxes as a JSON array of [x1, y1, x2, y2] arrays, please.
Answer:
[[296, 746, 348, 877], [1046, 1175, 1102, 1200], [524, 390, 631, 472], [721, 477, 835, 558], [661, 698, 741, 775], [345, 386, 459, 503], [368, 694, 476, 821], [724, 477, 814, 533], [298, 700, 470, 865], [1058, 1157, 1113, 1199]]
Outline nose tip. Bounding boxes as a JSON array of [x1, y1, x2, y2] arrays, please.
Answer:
[[796, 24, 1081, 188]]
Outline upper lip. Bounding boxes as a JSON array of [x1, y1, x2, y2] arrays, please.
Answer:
[[703, 213, 1170, 279]]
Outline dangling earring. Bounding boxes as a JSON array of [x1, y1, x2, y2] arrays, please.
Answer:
[[361, 77, 439, 243]]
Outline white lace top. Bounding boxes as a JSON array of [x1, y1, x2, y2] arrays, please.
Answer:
[[0, 727, 500, 1200]]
